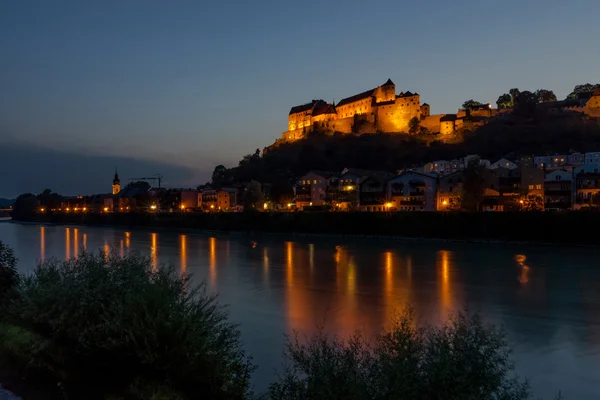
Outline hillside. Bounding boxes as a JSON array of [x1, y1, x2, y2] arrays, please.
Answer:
[[213, 112, 600, 191]]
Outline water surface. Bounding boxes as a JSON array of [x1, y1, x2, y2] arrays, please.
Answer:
[[1, 222, 599, 398]]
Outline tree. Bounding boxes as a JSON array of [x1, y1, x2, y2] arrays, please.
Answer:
[[462, 158, 487, 211], [242, 180, 265, 211], [211, 165, 228, 186], [514, 91, 539, 117], [496, 93, 513, 109], [535, 89, 557, 103], [509, 88, 521, 105], [408, 117, 420, 134], [462, 99, 482, 110], [269, 307, 532, 400], [12, 193, 40, 219], [567, 83, 600, 99]]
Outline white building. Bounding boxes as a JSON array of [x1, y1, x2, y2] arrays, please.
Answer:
[[585, 152, 600, 165], [386, 171, 438, 211]]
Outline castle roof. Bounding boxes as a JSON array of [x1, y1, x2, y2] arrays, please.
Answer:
[[336, 89, 375, 107], [422, 103, 430, 106], [382, 78, 395, 86], [289, 100, 321, 115], [440, 114, 457, 122], [312, 101, 337, 116]]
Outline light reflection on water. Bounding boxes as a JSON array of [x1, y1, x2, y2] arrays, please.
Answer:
[[1, 222, 600, 399]]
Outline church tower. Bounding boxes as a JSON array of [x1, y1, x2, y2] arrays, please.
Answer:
[[112, 169, 121, 195]]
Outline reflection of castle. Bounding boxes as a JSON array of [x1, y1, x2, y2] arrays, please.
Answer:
[[283, 79, 425, 141]]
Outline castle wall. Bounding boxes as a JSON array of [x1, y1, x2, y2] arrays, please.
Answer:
[[288, 110, 312, 131], [329, 117, 353, 134], [421, 114, 443, 133], [373, 85, 395, 103], [585, 96, 600, 117], [336, 98, 373, 119], [375, 95, 421, 133], [440, 121, 455, 135]]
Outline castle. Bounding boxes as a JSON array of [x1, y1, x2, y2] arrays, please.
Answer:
[[282, 79, 427, 141], [280, 80, 600, 143]]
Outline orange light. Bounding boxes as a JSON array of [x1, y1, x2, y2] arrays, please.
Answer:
[[83, 207, 87, 211], [150, 205, 157, 210], [385, 202, 392, 208], [74, 207, 79, 211], [66, 207, 70, 211], [40, 207, 45, 212], [210, 205, 214, 209], [442, 200, 448, 205], [103, 207, 108, 212], [181, 204, 185, 210]]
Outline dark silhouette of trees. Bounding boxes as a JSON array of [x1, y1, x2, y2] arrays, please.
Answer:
[[461, 158, 487, 211], [496, 93, 512, 109], [408, 117, 420, 134], [535, 89, 557, 103], [462, 99, 482, 110], [567, 83, 600, 99]]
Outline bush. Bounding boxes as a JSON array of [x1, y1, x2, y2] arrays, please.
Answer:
[[269, 307, 533, 400], [2, 250, 254, 399], [0, 241, 19, 316]]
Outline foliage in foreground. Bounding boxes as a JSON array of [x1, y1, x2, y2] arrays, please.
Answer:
[[269, 307, 532, 400], [0, 247, 254, 399], [0, 240, 563, 399], [0, 241, 19, 316]]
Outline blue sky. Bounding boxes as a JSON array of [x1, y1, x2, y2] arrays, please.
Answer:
[[0, 0, 598, 197]]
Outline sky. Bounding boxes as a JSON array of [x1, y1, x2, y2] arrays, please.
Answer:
[[1, 0, 599, 197]]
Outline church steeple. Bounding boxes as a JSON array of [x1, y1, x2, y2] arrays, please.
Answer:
[[112, 168, 121, 195]]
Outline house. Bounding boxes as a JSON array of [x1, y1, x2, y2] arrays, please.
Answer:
[[544, 170, 574, 210], [490, 158, 518, 170], [585, 152, 600, 165], [295, 171, 334, 209], [574, 170, 600, 209], [179, 189, 199, 210], [520, 166, 545, 202], [359, 176, 390, 212], [437, 171, 463, 210], [217, 188, 239, 211], [386, 171, 438, 211], [199, 189, 217, 210], [332, 168, 394, 210], [534, 155, 569, 169]]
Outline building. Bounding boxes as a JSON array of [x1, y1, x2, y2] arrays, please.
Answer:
[[386, 171, 438, 211], [358, 176, 390, 212], [283, 79, 427, 141], [437, 171, 463, 210], [112, 170, 121, 195], [585, 152, 600, 165], [295, 171, 333, 209], [199, 189, 217, 210], [180, 189, 199, 210], [544, 170, 574, 210], [575, 170, 600, 209], [490, 158, 518, 170], [217, 188, 238, 211], [583, 88, 600, 117]]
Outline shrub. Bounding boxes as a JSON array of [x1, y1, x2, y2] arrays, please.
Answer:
[[0, 241, 19, 316], [3, 250, 254, 399], [269, 307, 533, 400]]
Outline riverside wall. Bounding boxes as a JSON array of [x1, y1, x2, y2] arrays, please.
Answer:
[[12, 211, 600, 246]]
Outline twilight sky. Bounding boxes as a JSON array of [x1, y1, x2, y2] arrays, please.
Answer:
[[1, 0, 599, 197]]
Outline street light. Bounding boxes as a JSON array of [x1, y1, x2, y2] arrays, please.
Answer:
[[150, 204, 157, 210], [180, 204, 185, 210], [103, 207, 109, 212]]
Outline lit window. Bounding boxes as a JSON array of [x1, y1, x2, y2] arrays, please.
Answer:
[[536, 184, 542, 190], [313, 180, 317, 184], [528, 185, 534, 190]]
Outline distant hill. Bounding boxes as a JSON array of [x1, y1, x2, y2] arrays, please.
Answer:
[[0, 198, 15, 208], [212, 112, 600, 191]]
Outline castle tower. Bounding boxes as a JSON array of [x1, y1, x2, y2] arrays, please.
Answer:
[[112, 169, 121, 195]]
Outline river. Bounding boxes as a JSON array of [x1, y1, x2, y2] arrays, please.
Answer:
[[1, 222, 599, 398]]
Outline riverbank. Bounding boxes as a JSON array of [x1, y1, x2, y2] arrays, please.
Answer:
[[12, 211, 600, 246]]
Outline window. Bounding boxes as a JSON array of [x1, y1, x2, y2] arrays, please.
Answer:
[[536, 184, 542, 190], [528, 185, 534, 190], [313, 180, 317, 184], [556, 176, 562, 181]]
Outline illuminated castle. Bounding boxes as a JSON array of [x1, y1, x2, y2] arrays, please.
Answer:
[[283, 79, 427, 141]]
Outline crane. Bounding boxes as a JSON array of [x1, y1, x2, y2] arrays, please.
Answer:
[[128, 174, 163, 189]]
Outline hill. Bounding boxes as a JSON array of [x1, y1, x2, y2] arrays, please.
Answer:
[[211, 112, 600, 195]]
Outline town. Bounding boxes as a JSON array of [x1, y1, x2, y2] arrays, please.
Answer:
[[16, 150, 600, 215]]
